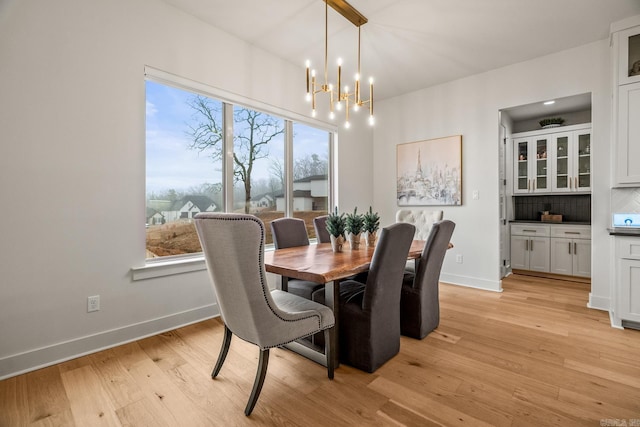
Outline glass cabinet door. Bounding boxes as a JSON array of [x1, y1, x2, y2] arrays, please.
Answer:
[[576, 132, 591, 190], [534, 138, 548, 192], [618, 27, 640, 85], [515, 140, 529, 192], [554, 135, 570, 191]]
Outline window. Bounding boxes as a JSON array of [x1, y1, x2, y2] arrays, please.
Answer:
[[145, 75, 334, 260]]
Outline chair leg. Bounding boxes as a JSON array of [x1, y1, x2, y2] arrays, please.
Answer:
[[324, 327, 335, 380], [212, 325, 232, 378], [245, 349, 269, 416]]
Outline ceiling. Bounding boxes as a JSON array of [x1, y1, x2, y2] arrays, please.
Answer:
[[162, 0, 640, 101]]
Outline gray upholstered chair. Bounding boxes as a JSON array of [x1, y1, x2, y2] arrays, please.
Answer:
[[337, 222, 415, 373], [400, 220, 455, 339], [270, 217, 325, 302], [313, 215, 331, 243], [194, 213, 335, 416]]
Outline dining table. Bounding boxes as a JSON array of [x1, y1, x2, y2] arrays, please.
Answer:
[[264, 240, 426, 368]]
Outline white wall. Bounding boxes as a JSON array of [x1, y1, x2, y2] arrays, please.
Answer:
[[373, 40, 612, 297], [0, 0, 373, 378]]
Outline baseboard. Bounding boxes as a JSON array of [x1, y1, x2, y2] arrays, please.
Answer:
[[0, 304, 219, 380], [587, 293, 610, 312], [439, 273, 502, 292]]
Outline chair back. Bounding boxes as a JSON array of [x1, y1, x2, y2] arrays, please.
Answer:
[[195, 213, 296, 348], [363, 222, 416, 312], [313, 215, 331, 243], [412, 220, 455, 293], [395, 209, 443, 240], [270, 217, 310, 249]]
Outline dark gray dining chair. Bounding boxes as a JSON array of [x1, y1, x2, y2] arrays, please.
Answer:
[[313, 215, 331, 243], [194, 213, 335, 416], [270, 217, 325, 302], [337, 222, 415, 372], [400, 220, 455, 339]]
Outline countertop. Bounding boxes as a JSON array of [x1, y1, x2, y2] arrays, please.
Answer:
[[608, 227, 640, 236], [510, 220, 591, 225]]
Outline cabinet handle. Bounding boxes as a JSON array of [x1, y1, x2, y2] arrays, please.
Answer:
[[525, 240, 529, 251], [575, 177, 578, 189], [574, 242, 577, 254], [528, 179, 531, 191], [564, 232, 580, 235], [530, 240, 534, 251], [568, 242, 572, 254], [533, 179, 536, 191], [523, 230, 537, 233], [569, 177, 572, 189]]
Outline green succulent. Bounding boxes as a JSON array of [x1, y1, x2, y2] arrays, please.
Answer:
[[362, 206, 380, 233], [326, 207, 346, 238], [344, 207, 365, 235]]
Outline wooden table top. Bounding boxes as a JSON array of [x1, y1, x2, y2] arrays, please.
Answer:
[[264, 240, 425, 284]]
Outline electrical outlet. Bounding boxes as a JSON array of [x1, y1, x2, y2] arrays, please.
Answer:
[[87, 295, 100, 312], [472, 190, 479, 200], [456, 254, 463, 264]]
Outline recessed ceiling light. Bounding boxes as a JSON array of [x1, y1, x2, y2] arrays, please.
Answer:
[[543, 100, 556, 105]]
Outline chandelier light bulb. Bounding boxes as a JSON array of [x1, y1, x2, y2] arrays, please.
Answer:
[[353, 104, 359, 112], [306, 59, 311, 67], [369, 116, 375, 126], [337, 58, 343, 66], [329, 111, 335, 120], [305, 93, 312, 102], [344, 121, 351, 129], [369, 77, 374, 84], [312, 109, 317, 118], [336, 102, 343, 111]]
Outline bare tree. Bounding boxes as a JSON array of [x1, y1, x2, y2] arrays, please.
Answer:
[[294, 153, 328, 180], [186, 96, 284, 213]]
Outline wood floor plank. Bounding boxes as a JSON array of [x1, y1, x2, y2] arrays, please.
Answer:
[[2, 274, 640, 426], [60, 365, 121, 426]]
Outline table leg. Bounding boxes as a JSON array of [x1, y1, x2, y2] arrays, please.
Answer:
[[280, 276, 288, 292], [325, 279, 340, 368]]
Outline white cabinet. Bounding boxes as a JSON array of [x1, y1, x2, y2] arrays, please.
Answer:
[[549, 225, 591, 277], [513, 125, 591, 194], [550, 129, 591, 192], [615, 83, 640, 185], [614, 237, 640, 323], [612, 19, 640, 186], [510, 224, 550, 272], [513, 136, 550, 194]]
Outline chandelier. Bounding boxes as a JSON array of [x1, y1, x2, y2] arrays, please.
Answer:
[[305, 0, 374, 128]]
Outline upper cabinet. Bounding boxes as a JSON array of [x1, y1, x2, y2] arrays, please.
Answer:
[[550, 129, 591, 192], [612, 16, 640, 186], [513, 125, 591, 195]]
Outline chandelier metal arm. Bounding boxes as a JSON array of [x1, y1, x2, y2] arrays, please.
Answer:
[[306, 0, 374, 127]]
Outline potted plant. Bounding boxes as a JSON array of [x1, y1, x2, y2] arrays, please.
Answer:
[[326, 207, 346, 252], [539, 117, 565, 128], [345, 207, 365, 250], [362, 206, 380, 247]]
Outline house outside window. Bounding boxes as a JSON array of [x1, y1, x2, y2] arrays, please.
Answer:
[[145, 76, 333, 260]]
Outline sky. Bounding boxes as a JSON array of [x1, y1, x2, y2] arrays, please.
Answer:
[[145, 81, 329, 195]]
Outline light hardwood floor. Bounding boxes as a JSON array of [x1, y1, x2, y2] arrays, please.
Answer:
[[1, 275, 639, 426]]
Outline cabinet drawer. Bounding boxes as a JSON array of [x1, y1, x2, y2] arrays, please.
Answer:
[[550, 225, 590, 239], [511, 224, 550, 237], [617, 237, 640, 260]]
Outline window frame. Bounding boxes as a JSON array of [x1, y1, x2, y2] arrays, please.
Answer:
[[134, 66, 336, 280]]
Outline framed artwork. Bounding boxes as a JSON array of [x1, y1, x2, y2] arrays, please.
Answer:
[[396, 135, 462, 206]]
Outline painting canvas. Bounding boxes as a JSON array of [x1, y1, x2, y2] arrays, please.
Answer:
[[397, 135, 462, 206]]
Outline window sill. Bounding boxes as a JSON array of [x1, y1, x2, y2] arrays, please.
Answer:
[[131, 256, 207, 281], [132, 244, 281, 281]]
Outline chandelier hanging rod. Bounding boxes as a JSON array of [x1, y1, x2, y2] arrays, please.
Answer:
[[325, 0, 368, 27]]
